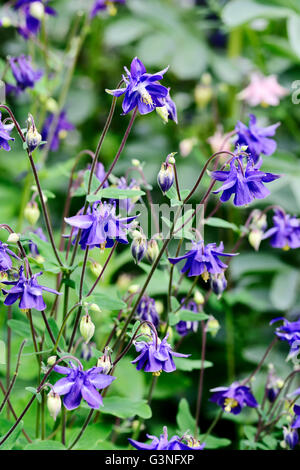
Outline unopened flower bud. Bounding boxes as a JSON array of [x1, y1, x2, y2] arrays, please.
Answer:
[[89, 303, 101, 313], [194, 290, 205, 305], [155, 300, 164, 315], [47, 391, 61, 421], [131, 233, 147, 264], [248, 229, 263, 251], [1, 17, 11, 28], [156, 105, 169, 124], [179, 138, 197, 157], [80, 314, 95, 344], [26, 114, 42, 152], [157, 162, 174, 194], [201, 73, 212, 86], [206, 316, 220, 337], [30, 1, 45, 20], [128, 284, 139, 294], [97, 354, 112, 374], [210, 272, 227, 298], [131, 159, 140, 167], [146, 239, 159, 264], [90, 261, 103, 278], [7, 232, 19, 243], [283, 427, 299, 450], [47, 355, 57, 366], [167, 152, 176, 165], [194, 83, 213, 108], [24, 201, 40, 226], [46, 98, 58, 114]]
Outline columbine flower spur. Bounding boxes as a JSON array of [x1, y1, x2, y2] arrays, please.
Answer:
[[106, 56, 169, 115], [52, 362, 116, 410]]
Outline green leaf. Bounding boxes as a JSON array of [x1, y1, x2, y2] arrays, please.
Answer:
[[205, 217, 240, 233], [198, 434, 231, 449], [104, 17, 151, 47], [287, 15, 300, 58], [44, 317, 66, 350], [174, 357, 213, 371], [25, 387, 42, 404], [24, 440, 66, 450], [87, 292, 126, 311], [87, 187, 145, 202], [222, 0, 292, 27], [176, 398, 197, 434], [7, 319, 32, 338], [84, 170, 100, 194], [169, 310, 209, 326], [21, 232, 59, 265], [0, 418, 23, 450], [101, 397, 152, 419], [270, 268, 299, 310]]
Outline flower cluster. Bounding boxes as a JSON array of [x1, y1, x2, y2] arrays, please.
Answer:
[[210, 382, 258, 414], [14, 0, 56, 39], [8, 55, 43, 94], [262, 210, 300, 250], [41, 111, 74, 152], [270, 317, 300, 360]]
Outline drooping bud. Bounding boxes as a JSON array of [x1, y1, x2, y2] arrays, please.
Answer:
[[128, 284, 140, 294], [24, 201, 40, 226], [206, 316, 220, 337], [157, 161, 174, 194], [26, 114, 42, 152], [146, 239, 159, 264], [194, 74, 213, 108], [29, 1, 45, 20], [179, 138, 197, 157], [7, 232, 19, 243], [1, 17, 11, 28], [46, 98, 58, 113], [47, 355, 57, 366], [194, 290, 205, 305], [210, 272, 227, 298], [131, 159, 141, 167], [90, 261, 103, 278], [80, 314, 95, 344], [89, 303, 101, 313], [266, 364, 284, 403], [47, 391, 61, 421], [97, 348, 112, 374], [248, 229, 263, 251], [131, 231, 147, 264], [248, 210, 267, 251]]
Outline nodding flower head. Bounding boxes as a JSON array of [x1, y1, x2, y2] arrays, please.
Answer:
[[131, 231, 147, 264], [262, 210, 300, 251], [9, 55, 43, 92], [270, 317, 300, 361], [211, 154, 280, 207], [176, 299, 199, 337], [136, 295, 160, 328], [0, 112, 15, 151], [210, 271, 227, 298], [128, 426, 205, 451], [14, 0, 56, 39], [169, 240, 237, 280], [106, 56, 169, 115], [52, 362, 116, 410], [26, 114, 42, 152], [0, 241, 20, 273], [65, 201, 137, 251], [210, 382, 258, 414], [283, 427, 299, 450], [1, 266, 61, 311], [41, 110, 74, 152], [90, 0, 126, 18], [132, 332, 189, 375], [235, 114, 280, 163]]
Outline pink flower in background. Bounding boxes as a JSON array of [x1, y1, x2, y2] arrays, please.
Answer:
[[237, 73, 288, 107], [207, 126, 232, 154]]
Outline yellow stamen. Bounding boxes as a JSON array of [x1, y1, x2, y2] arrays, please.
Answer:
[[58, 130, 67, 140], [20, 309, 29, 314], [152, 370, 162, 377], [224, 397, 238, 413], [140, 89, 153, 106], [282, 244, 290, 251], [106, 2, 117, 15], [100, 242, 106, 252], [201, 271, 210, 282]]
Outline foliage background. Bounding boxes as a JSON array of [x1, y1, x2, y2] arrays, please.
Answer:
[[0, 0, 300, 450]]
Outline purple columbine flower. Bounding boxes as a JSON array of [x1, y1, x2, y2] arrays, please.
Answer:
[[270, 317, 300, 361], [210, 382, 258, 414], [14, 0, 56, 39], [262, 210, 300, 250], [136, 296, 159, 328], [28, 227, 47, 257], [283, 427, 299, 450], [211, 156, 280, 207], [52, 362, 115, 410], [292, 405, 300, 430], [128, 426, 205, 450], [0, 241, 20, 272], [236, 114, 280, 163], [106, 57, 169, 115], [1, 266, 60, 311], [8, 55, 43, 92], [169, 240, 237, 281], [65, 202, 136, 250], [132, 333, 189, 374], [176, 299, 199, 337], [90, 0, 125, 18], [41, 111, 74, 152], [0, 113, 15, 151]]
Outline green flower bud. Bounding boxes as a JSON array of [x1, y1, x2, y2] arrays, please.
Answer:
[[24, 201, 40, 226], [47, 355, 57, 366], [194, 290, 205, 305], [47, 391, 61, 421], [80, 314, 95, 344], [7, 232, 19, 243], [90, 261, 103, 278], [29, 1, 45, 20], [206, 316, 220, 337], [146, 239, 159, 264], [26, 114, 42, 152]]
